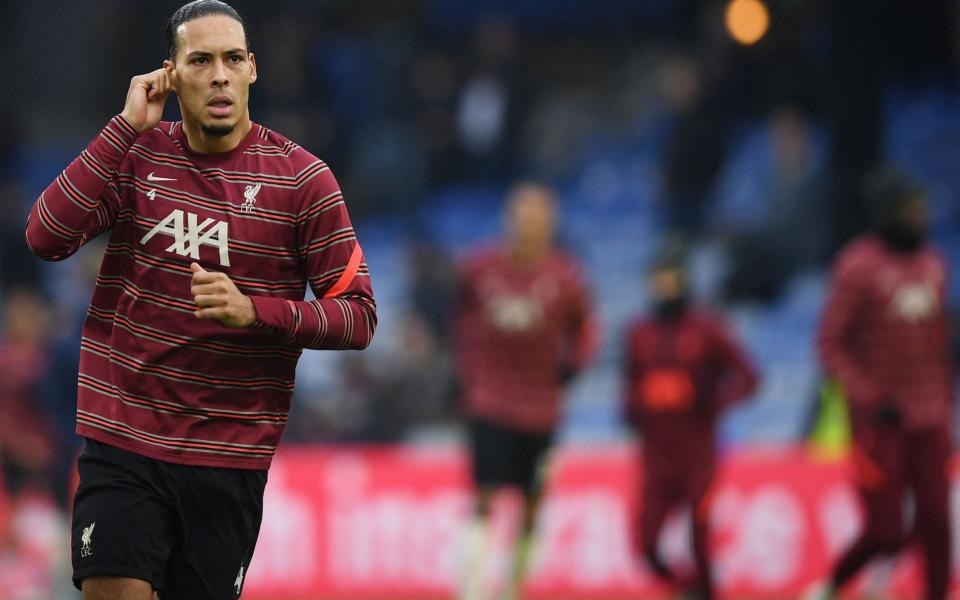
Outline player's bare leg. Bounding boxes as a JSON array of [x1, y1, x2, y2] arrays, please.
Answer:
[[501, 487, 543, 600], [502, 455, 552, 600], [82, 576, 154, 600], [460, 487, 496, 600]]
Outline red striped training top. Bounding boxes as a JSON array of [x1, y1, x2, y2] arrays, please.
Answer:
[[25, 116, 377, 469]]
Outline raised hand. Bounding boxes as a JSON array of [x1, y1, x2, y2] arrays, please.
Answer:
[[120, 67, 176, 133]]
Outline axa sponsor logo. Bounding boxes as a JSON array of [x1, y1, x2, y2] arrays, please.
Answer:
[[140, 209, 231, 267]]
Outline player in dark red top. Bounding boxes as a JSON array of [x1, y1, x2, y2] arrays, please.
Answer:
[[623, 248, 758, 600], [24, 2, 375, 598], [454, 183, 596, 600], [810, 170, 953, 600]]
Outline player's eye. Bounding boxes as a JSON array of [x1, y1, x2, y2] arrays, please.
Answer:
[[192, 56, 208, 65], [228, 55, 244, 64]]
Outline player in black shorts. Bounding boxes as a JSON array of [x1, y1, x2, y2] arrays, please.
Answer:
[[468, 419, 552, 498], [454, 186, 596, 600], [71, 440, 266, 598], [27, 1, 376, 598]]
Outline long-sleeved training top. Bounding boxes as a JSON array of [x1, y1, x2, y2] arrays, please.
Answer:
[[26, 116, 376, 469], [818, 234, 952, 432]]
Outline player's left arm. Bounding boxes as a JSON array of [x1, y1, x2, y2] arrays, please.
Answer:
[[192, 166, 376, 350], [711, 317, 760, 409]]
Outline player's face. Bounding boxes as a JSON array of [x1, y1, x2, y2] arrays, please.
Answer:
[[166, 15, 257, 137], [649, 268, 686, 303], [507, 186, 556, 250], [899, 195, 929, 241]]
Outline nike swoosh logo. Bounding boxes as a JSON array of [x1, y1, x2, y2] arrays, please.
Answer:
[[147, 172, 177, 182]]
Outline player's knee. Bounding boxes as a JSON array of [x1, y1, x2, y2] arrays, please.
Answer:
[[640, 531, 660, 560], [475, 489, 495, 517], [519, 494, 541, 531], [640, 542, 673, 580]]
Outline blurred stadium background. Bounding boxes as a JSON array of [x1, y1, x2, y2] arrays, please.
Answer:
[[0, 0, 959, 598]]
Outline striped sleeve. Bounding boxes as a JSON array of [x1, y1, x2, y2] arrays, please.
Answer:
[[816, 249, 881, 408], [25, 115, 137, 261], [248, 167, 376, 350]]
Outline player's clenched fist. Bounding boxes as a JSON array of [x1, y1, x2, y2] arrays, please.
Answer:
[[189, 262, 257, 328], [120, 67, 176, 134]]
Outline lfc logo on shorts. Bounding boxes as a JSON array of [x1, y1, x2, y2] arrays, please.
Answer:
[[81, 522, 96, 557]]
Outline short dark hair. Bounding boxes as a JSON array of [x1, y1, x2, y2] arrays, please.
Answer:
[[166, 0, 249, 60]]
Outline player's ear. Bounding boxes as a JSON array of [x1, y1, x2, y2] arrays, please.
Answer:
[[163, 59, 179, 92], [248, 53, 257, 85]]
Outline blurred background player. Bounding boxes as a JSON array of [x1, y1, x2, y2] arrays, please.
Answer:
[[811, 169, 954, 600], [454, 182, 596, 600], [623, 245, 758, 600]]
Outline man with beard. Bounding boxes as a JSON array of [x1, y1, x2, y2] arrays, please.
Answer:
[[623, 247, 758, 600], [810, 169, 954, 599], [25, 2, 375, 598]]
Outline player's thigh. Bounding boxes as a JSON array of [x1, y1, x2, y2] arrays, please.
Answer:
[[906, 427, 952, 529], [82, 576, 154, 600], [512, 427, 552, 495], [161, 465, 267, 599], [851, 427, 907, 535], [72, 440, 176, 593], [468, 418, 517, 488]]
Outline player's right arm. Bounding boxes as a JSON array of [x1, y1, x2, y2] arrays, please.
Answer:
[[817, 250, 882, 410], [25, 69, 173, 261]]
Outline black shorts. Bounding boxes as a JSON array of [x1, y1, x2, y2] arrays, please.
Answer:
[[71, 438, 267, 599], [468, 418, 553, 494]]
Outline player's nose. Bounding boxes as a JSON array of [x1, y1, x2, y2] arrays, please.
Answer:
[[210, 59, 229, 87]]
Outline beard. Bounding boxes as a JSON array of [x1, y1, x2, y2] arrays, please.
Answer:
[[201, 123, 235, 138], [653, 294, 690, 320], [878, 222, 926, 253]]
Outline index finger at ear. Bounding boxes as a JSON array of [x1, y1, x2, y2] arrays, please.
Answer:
[[146, 67, 166, 87]]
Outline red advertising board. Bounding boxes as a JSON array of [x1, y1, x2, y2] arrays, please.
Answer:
[[243, 444, 955, 599]]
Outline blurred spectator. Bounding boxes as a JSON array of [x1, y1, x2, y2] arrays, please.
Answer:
[[285, 353, 381, 442], [412, 50, 461, 183], [38, 317, 82, 509], [408, 239, 458, 340], [454, 14, 525, 181], [0, 183, 40, 293], [0, 288, 56, 497], [724, 106, 828, 301], [368, 314, 458, 440], [659, 53, 730, 235]]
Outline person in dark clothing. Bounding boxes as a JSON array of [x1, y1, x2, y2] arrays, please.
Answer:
[[623, 248, 758, 599]]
